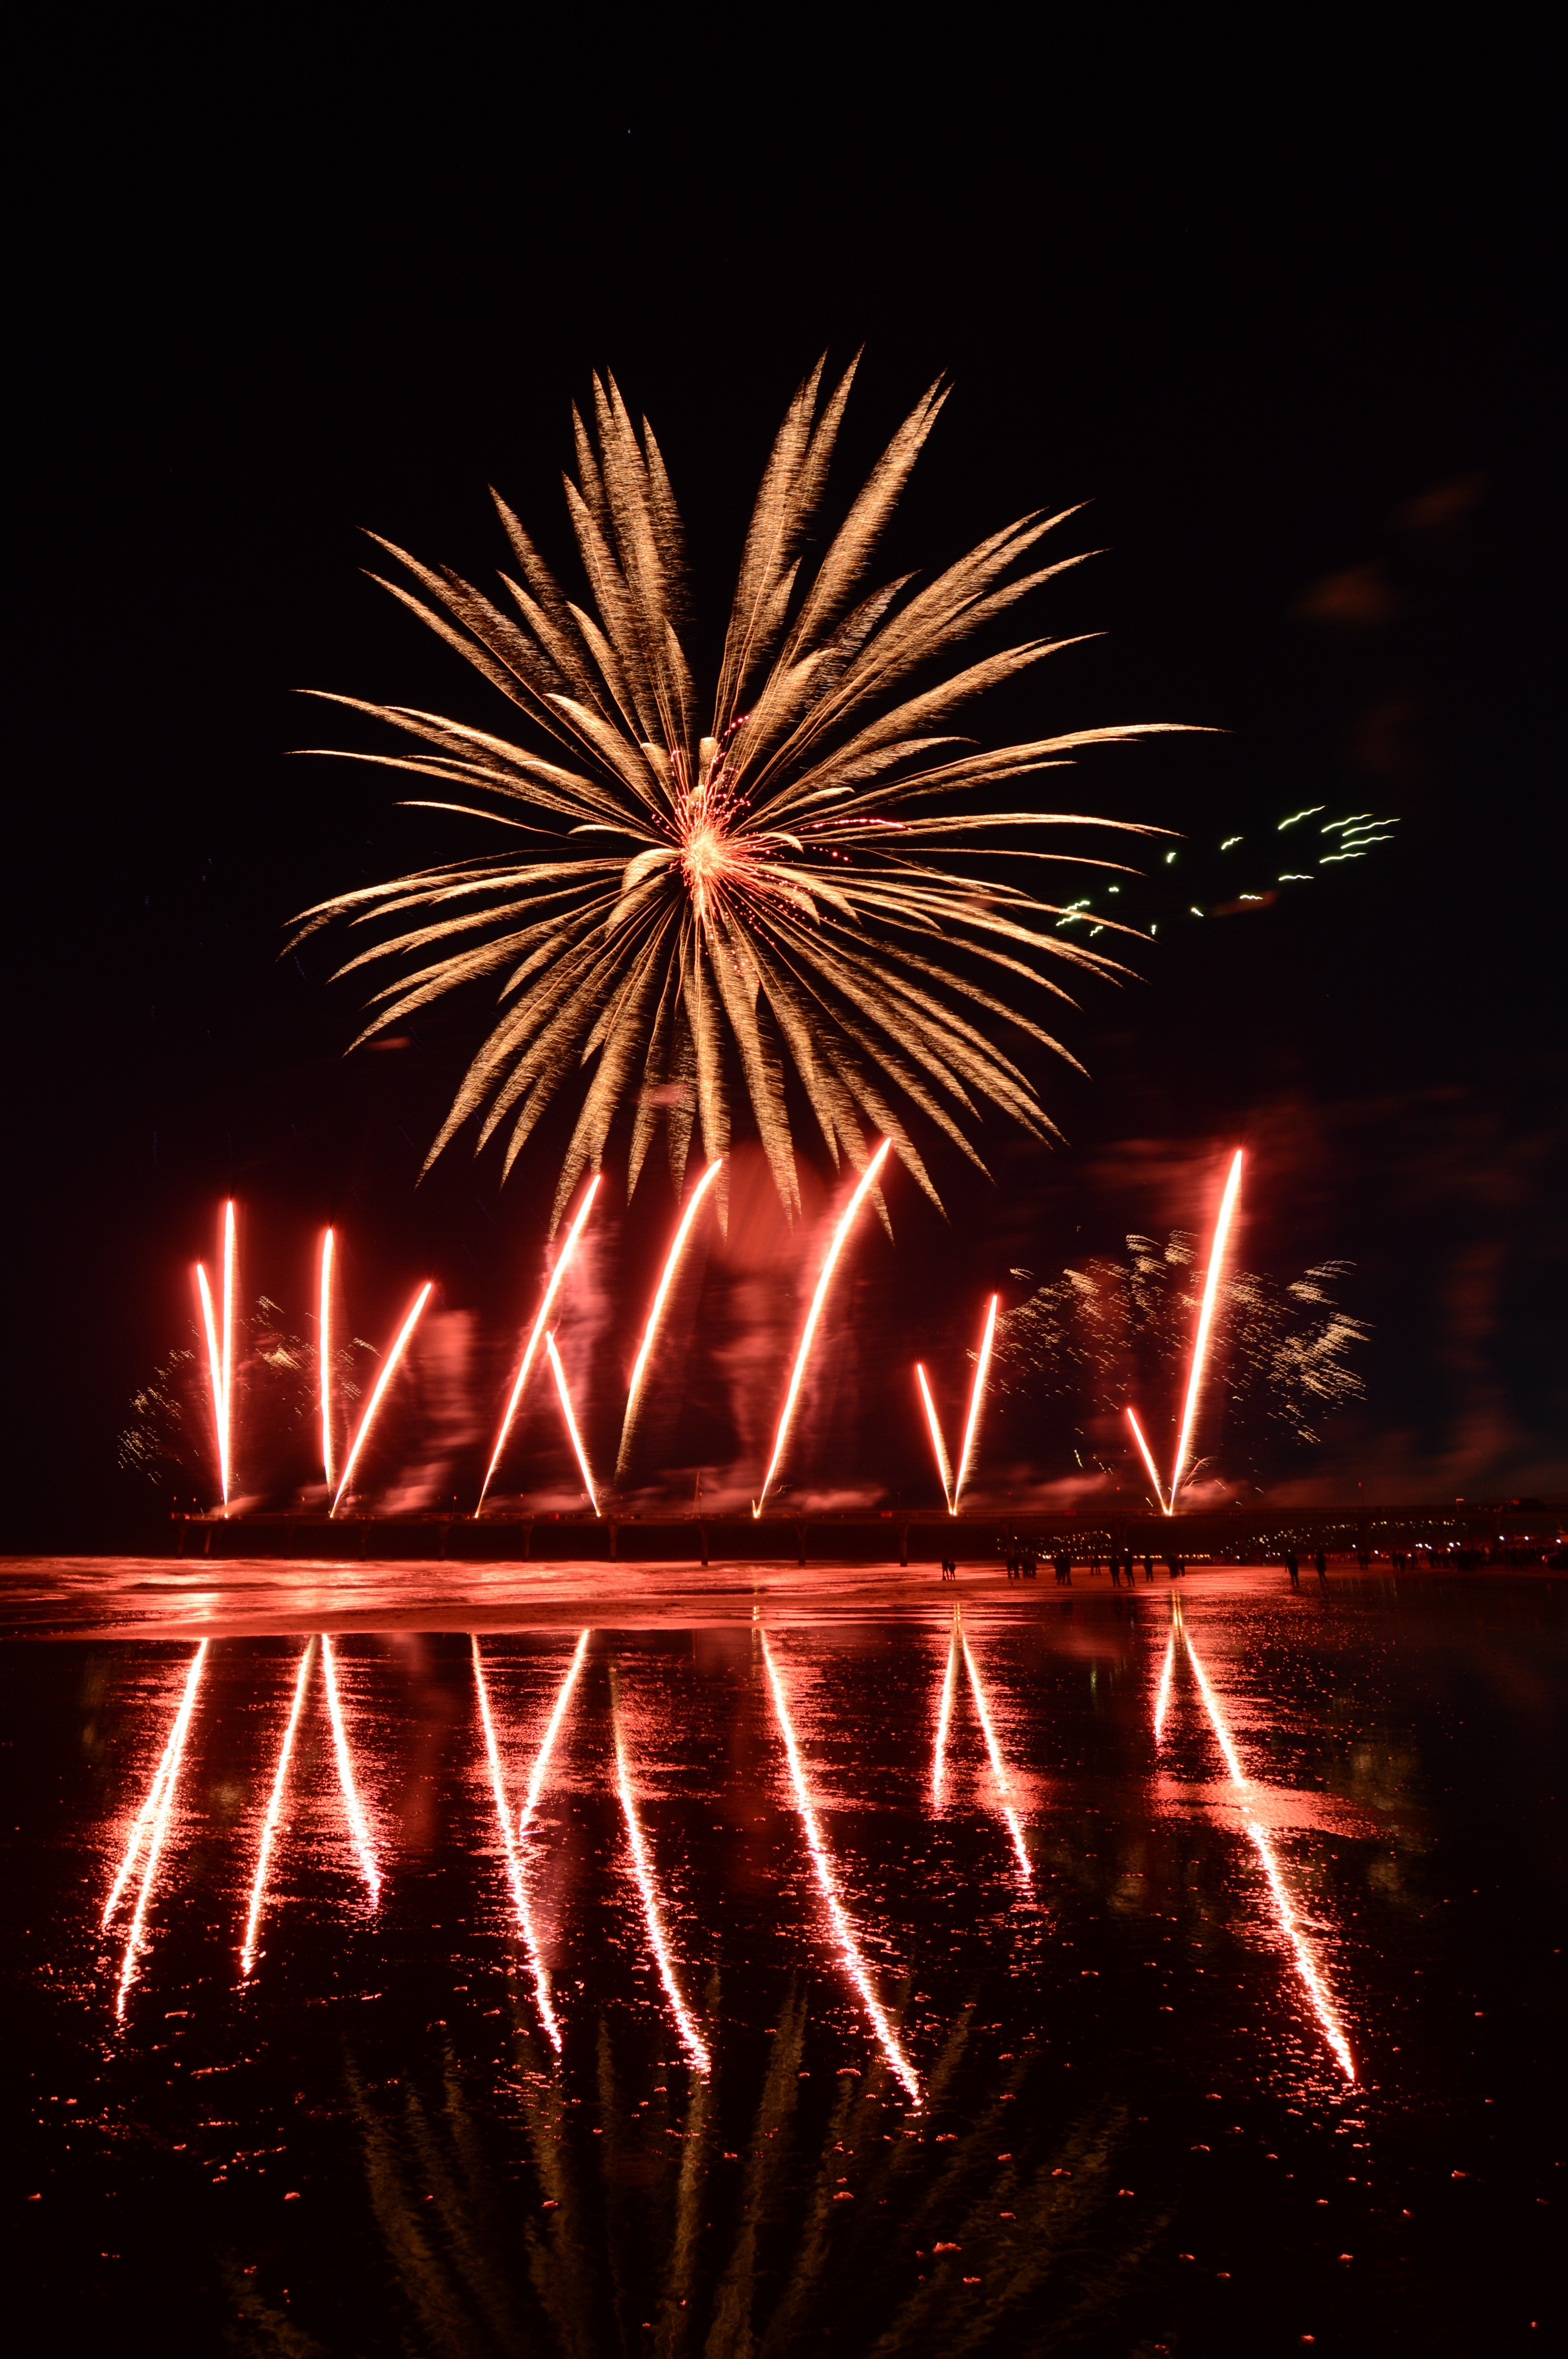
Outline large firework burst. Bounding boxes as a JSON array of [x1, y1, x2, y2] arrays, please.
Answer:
[[293, 358, 1183, 1221]]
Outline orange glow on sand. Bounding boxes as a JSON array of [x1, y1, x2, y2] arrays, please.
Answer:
[[1169, 1149, 1244, 1507], [932, 1608, 960, 1801], [1182, 1621, 1356, 2081], [1125, 1405, 1171, 1517], [545, 1332, 599, 1514], [318, 1227, 336, 1491], [477, 1176, 601, 1512], [330, 1281, 432, 1516], [760, 1631, 922, 2104], [612, 1679, 711, 2075], [755, 1140, 891, 1516], [953, 1294, 998, 1513], [617, 1158, 722, 1479], [960, 1628, 1033, 1881], [241, 1639, 315, 1974], [472, 1637, 564, 2051], [321, 1636, 382, 1900], [114, 1641, 208, 2017], [916, 1365, 954, 1512]]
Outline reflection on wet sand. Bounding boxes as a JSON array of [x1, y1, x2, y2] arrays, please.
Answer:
[[760, 1630, 923, 2105], [240, 1636, 314, 1974], [612, 1662, 712, 2076], [104, 1636, 207, 2014]]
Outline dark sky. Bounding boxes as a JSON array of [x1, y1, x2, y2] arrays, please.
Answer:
[[9, 17, 1561, 1546]]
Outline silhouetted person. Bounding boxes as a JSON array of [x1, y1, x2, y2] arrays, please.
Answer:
[[1287, 1550, 1299, 1588], [1143, 1554, 1154, 1582], [1316, 1548, 1327, 1584]]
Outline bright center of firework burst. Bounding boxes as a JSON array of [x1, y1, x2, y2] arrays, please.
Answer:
[[679, 814, 750, 914]]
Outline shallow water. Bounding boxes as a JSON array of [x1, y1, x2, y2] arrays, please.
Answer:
[[4, 1563, 1564, 2354]]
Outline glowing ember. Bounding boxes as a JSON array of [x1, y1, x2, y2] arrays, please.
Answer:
[[318, 1227, 336, 1492], [330, 1281, 433, 1516], [612, 1676, 711, 2075], [960, 1630, 1033, 1881], [1182, 1622, 1356, 2081], [760, 1632, 922, 2104], [477, 1176, 601, 1513], [517, 1630, 590, 1839], [915, 1365, 954, 1512], [1169, 1149, 1244, 1506], [616, 1158, 723, 1481], [755, 1140, 891, 1516], [953, 1294, 999, 1513], [321, 1636, 382, 1900], [1125, 1404, 1171, 1517], [241, 1640, 315, 1975], [545, 1332, 599, 1514], [472, 1637, 563, 2050], [932, 1608, 960, 1802], [115, 1641, 208, 2017]]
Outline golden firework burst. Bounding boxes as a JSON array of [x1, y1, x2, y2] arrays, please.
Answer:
[[293, 357, 1186, 1222]]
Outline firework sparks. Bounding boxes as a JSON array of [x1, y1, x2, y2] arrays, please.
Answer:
[[472, 1637, 563, 2049], [932, 1607, 960, 1801], [616, 1157, 723, 1481], [960, 1629, 1033, 1881], [330, 1281, 433, 1516], [760, 1632, 921, 2104], [320, 1636, 381, 1900], [1183, 1621, 1355, 2081], [544, 1332, 599, 1514], [953, 1293, 998, 1512], [1169, 1149, 1243, 1506], [477, 1176, 601, 1513], [612, 1676, 711, 2075], [194, 1201, 236, 1505], [318, 1227, 336, 1491], [1125, 1405, 1171, 1516], [294, 360, 1185, 1224], [241, 1640, 316, 1974], [755, 1138, 891, 1515], [915, 1364, 955, 1511], [115, 1641, 208, 2017]]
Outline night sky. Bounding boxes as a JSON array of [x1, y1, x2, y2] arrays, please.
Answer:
[[9, 19, 1560, 1547]]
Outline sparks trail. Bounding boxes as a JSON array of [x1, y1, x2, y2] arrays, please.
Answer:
[[953, 1294, 998, 1512], [1182, 1620, 1356, 2081], [960, 1628, 1033, 1881], [1125, 1405, 1170, 1517], [241, 1640, 316, 1975], [760, 1631, 921, 2104], [318, 1228, 336, 1491], [321, 1636, 382, 1899], [295, 358, 1187, 1225], [115, 1642, 208, 2017], [195, 1201, 236, 1507], [617, 1158, 722, 1481], [545, 1333, 599, 1513], [612, 1673, 711, 2075], [472, 1637, 566, 2050], [932, 1608, 960, 1801], [755, 1140, 891, 1516], [479, 1177, 601, 1513], [915, 1365, 954, 1512], [331, 1281, 433, 1516], [1169, 1149, 1244, 1507]]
